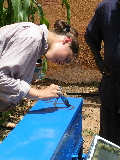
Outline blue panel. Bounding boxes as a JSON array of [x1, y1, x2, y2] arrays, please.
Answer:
[[0, 97, 83, 160]]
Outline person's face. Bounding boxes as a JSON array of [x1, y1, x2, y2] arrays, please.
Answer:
[[45, 37, 73, 65]]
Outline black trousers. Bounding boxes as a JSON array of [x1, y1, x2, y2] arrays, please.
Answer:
[[99, 102, 120, 146]]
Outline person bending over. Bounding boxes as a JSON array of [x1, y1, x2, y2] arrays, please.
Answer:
[[0, 19, 79, 112]]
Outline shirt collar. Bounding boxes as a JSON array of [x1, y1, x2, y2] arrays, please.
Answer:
[[40, 24, 48, 43], [38, 24, 48, 56]]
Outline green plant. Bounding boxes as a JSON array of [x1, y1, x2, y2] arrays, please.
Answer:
[[11, 0, 30, 22], [33, 0, 49, 28], [62, 0, 71, 24], [1, 0, 49, 26], [41, 58, 47, 80], [0, 111, 11, 125], [83, 129, 98, 136]]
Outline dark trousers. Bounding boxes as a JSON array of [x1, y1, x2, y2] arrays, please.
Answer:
[[99, 102, 120, 146]]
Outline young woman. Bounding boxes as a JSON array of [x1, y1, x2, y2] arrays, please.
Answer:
[[0, 20, 79, 112]]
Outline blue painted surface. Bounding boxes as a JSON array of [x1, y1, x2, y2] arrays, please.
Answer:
[[0, 97, 83, 160]]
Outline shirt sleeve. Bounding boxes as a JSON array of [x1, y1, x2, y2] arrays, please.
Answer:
[[0, 36, 41, 104], [84, 7, 103, 52]]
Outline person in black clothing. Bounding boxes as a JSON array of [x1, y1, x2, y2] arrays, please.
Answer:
[[84, 0, 120, 145]]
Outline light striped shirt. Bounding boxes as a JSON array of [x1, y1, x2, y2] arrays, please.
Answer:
[[0, 22, 48, 111]]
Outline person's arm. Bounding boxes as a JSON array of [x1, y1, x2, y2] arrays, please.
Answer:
[[25, 84, 62, 101], [0, 34, 41, 104], [0, 68, 31, 104], [0, 34, 62, 104], [84, 8, 109, 76]]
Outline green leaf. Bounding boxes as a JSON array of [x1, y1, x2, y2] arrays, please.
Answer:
[[62, 0, 70, 24], [0, 111, 11, 125], [6, 0, 14, 25], [2, 111, 11, 119], [22, 0, 30, 22], [0, 118, 5, 125], [11, 0, 23, 22], [29, 1, 37, 22], [0, 0, 4, 27], [33, 0, 49, 28], [42, 59, 47, 75]]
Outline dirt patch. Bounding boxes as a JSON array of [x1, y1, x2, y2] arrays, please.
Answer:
[[82, 100, 100, 154]]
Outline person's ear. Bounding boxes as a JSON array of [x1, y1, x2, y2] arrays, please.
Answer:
[[62, 37, 72, 45]]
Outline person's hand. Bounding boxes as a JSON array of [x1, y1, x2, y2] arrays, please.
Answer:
[[26, 84, 62, 101], [40, 84, 62, 101], [96, 59, 109, 76]]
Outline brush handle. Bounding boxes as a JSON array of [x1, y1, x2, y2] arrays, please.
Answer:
[[56, 87, 71, 107], [61, 95, 71, 107]]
